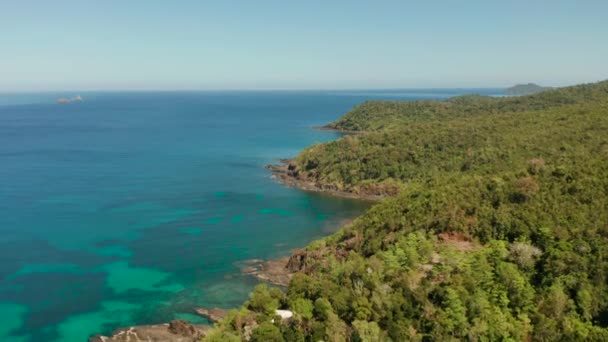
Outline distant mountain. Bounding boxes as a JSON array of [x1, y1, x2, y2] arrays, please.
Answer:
[[505, 83, 551, 96]]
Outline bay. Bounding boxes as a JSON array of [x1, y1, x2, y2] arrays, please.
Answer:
[[0, 89, 499, 341]]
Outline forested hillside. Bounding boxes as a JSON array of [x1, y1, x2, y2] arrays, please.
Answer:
[[203, 81, 608, 341], [324, 82, 606, 132]]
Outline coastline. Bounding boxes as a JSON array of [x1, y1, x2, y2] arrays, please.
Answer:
[[92, 124, 373, 341], [312, 125, 366, 135], [265, 160, 385, 201]]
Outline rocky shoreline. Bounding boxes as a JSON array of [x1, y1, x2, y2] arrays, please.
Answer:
[[265, 160, 385, 201], [312, 125, 365, 135], [237, 257, 293, 287], [238, 245, 343, 283], [89, 320, 209, 342], [195, 307, 229, 323], [312, 125, 367, 135], [90, 307, 230, 341]]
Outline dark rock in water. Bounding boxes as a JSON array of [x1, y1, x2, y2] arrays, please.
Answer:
[[89, 320, 207, 342]]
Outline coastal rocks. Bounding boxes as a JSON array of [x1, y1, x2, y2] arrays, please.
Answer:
[[264, 164, 287, 173], [286, 246, 353, 274], [89, 320, 207, 342], [238, 257, 293, 286], [312, 125, 365, 134], [265, 161, 335, 195], [285, 249, 309, 272], [265, 159, 387, 201], [286, 248, 333, 273], [194, 307, 228, 323], [168, 320, 200, 336], [239, 249, 346, 286]]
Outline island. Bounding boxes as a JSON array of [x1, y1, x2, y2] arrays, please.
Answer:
[[201, 80, 608, 341], [56, 95, 83, 104], [504, 82, 551, 95]]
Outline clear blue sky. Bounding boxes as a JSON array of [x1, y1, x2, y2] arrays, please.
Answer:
[[1, 1, 607, 90]]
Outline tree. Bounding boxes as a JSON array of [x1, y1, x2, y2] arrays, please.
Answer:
[[290, 297, 313, 320], [352, 320, 384, 342], [247, 284, 279, 315], [314, 297, 333, 321], [251, 322, 284, 342]]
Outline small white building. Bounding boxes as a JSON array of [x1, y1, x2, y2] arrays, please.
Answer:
[[275, 310, 293, 320]]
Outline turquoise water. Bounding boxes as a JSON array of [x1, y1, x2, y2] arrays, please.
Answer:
[[0, 89, 499, 341]]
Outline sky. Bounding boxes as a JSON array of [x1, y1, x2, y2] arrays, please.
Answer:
[[1, 0, 607, 90]]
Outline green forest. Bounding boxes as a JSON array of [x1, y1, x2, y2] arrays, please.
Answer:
[[203, 81, 608, 341]]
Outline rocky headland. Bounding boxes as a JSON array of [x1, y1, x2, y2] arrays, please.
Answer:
[[265, 160, 387, 201], [312, 125, 365, 134]]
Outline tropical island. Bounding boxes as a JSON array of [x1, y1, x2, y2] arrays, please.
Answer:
[[200, 80, 608, 341]]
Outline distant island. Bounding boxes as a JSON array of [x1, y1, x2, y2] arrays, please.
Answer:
[[504, 83, 551, 96], [56, 95, 83, 104]]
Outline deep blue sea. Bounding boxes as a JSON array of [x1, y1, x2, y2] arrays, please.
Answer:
[[0, 89, 500, 341]]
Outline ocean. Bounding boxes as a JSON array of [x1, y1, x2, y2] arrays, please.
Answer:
[[0, 89, 500, 341]]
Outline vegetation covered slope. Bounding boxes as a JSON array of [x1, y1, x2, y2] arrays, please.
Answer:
[[203, 81, 608, 341]]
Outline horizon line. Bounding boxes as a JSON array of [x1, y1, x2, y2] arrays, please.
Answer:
[[1, 81, 597, 93], [0, 87, 509, 94]]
